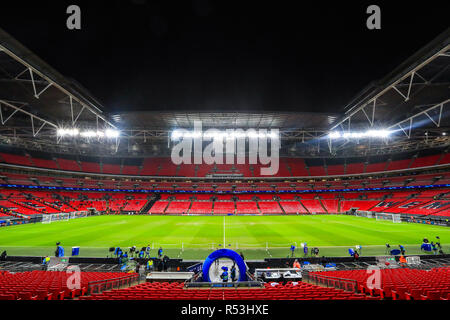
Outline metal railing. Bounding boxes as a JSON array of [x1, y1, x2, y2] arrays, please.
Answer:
[[303, 271, 359, 293], [185, 281, 263, 289], [87, 273, 140, 295]]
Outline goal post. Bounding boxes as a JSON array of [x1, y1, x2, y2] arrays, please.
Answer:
[[42, 211, 88, 224], [355, 210, 372, 218], [70, 211, 88, 219], [375, 212, 402, 223]]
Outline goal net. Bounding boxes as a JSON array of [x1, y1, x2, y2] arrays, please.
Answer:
[[375, 212, 401, 223], [70, 211, 88, 219], [42, 211, 88, 224], [355, 211, 373, 218]]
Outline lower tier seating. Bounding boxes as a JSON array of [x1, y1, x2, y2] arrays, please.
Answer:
[[0, 270, 133, 300], [79, 280, 374, 300], [310, 267, 450, 300]]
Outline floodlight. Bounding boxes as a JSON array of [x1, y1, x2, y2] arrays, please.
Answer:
[[57, 128, 79, 136], [105, 129, 120, 138], [171, 130, 183, 140], [80, 130, 97, 138], [328, 129, 391, 139], [328, 132, 341, 139]]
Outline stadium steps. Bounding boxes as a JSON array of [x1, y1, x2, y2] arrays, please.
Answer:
[[194, 164, 199, 177], [436, 152, 446, 165], [75, 160, 82, 171], [298, 200, 311, 214], [54, 158, 62, 170], [407, 157, 415, 169], [27, 154, 36, 167], [384, 159, 391, 171], [140, 194, 160, 214], [318, 199, 328, 213], [254, 201, 263, 215], [33, 197, 62, 212], [186, 200, 194, 214], [140, 200, 153, 214], [8, 199, 42, 215], [155, 163, 162, 176], [276, 199, 287, 214], [286, 164, 293, 176], [305, 166, 311, 177]]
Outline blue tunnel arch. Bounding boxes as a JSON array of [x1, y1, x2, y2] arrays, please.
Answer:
[[202, 249, 247, 282]]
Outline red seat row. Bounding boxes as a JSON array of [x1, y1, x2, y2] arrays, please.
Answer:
[[0, 270, 133, 300], [78, 280, 376, 300], [310, 267, 450, 300]]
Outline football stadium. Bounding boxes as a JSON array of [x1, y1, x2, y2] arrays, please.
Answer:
[[0, 2, 449, 304]]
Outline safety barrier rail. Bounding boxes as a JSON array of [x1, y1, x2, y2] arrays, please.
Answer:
[[87, 273, 140, 295], [185, 281, 263, 289], [302, 271, 359, 293]]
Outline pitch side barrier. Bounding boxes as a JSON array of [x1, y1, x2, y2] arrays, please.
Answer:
[[1, 182, 450, 195]]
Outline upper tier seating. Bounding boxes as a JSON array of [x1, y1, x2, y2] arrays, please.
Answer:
[[1, 150, 450, 178], [56, 158, 80, 171], [410, 155, 440, 168], [0, 153, 33, 166], [30, 158, 59, 170], [80, 161, 101, 173], [102, 163, 121, 175], [345, 162, 365, 175]]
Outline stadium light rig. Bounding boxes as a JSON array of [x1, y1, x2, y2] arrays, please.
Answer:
[[57, 128, 120, 138], [328, 130, 391, 139]]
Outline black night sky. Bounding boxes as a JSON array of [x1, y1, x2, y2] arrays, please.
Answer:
[[0, 1, 449, 114]]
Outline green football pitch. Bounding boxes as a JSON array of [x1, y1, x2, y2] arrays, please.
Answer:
[[0, 215, 448, 260]]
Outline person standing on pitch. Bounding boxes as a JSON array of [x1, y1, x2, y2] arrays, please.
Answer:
[[290, 245, 296, 257], [158, 247, 163, 258], [220, 267, 229, 284], [145, 244, 151, 259]]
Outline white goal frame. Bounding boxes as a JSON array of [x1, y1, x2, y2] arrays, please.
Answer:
[[42, 211, 88, 224], [355, 211, 373, 218], [375, 212, 402, 223]]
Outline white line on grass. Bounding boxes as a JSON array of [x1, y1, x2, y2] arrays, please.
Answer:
[[223, 215, 226, 247]]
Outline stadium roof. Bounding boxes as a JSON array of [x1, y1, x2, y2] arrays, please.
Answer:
[[0, 27, 449, 158], [110, 111, 339, 130]]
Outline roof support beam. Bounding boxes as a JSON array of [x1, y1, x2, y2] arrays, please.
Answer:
[[0, 99, 57, 134], [327, 44, 450, 134], [0, 44, 116, 129]]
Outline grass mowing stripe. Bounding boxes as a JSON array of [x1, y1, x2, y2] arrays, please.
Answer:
[[0, 215, 448, 259]]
